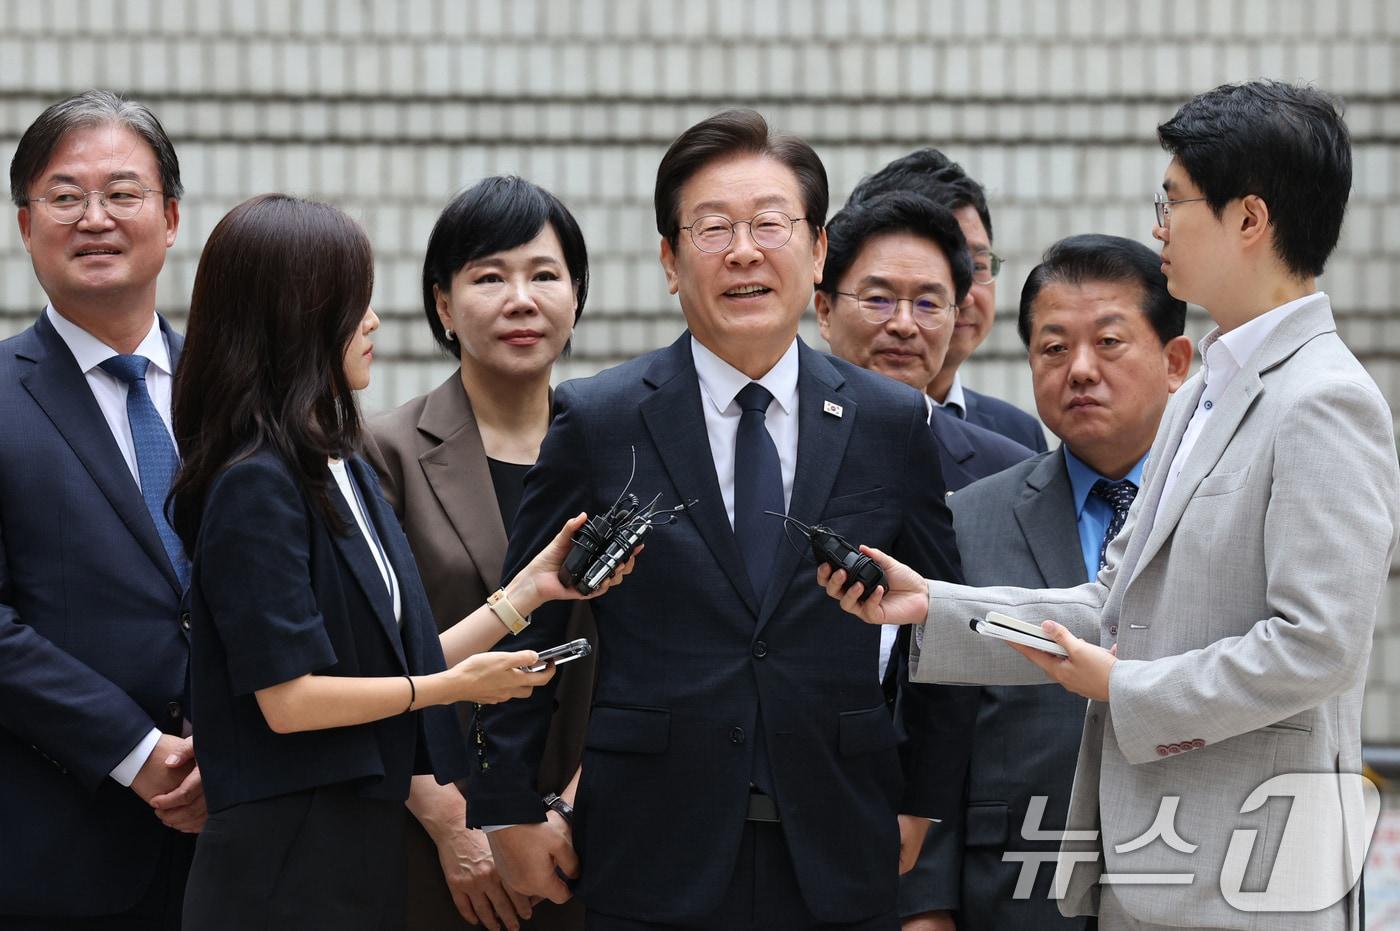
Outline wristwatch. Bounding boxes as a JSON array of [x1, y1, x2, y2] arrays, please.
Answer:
[[487, 588, 530, 635], [542, 792, 574, 825]]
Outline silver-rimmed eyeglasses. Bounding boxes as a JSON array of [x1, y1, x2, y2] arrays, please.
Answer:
[[1153, 191, 1207, 228], [835, 291, 954, 329], [29, 180, 161, 224], [682, 211, 807, 253], [972, 250, 1003, 285]]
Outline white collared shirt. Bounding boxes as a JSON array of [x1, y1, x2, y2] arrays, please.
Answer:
[[329, 458, 402, 624], [46, 305, 175, 490], [689, 335, 799, 527], [45, 305, 176, 788], [933, 371, 968, 418], [1159, 292, 1325, 505]]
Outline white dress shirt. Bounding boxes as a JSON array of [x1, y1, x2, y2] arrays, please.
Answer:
[[689, 336, 799, 525], [933, 371, 968, 418], [329, 458, 402, 623], [1159, 292, 1323, 506], [46, 305, 176, 787]]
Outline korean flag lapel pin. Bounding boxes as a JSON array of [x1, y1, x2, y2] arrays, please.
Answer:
[[822, 400, 844, 418]]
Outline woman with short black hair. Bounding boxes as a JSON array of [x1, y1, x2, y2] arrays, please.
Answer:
[[366, 176, 593, 931]]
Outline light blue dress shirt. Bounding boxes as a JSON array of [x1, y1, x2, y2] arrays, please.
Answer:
[[1063, 447, 1147, 580]]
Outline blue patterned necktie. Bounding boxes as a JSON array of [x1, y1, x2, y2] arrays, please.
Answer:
[[1090, 478, 1138, 570], [99, 354, 190, 589], [733, 382, 784, 600]]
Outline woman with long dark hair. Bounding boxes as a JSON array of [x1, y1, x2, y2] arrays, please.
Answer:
[[365, 176, 593, 931], [172, 194, 628, 930]]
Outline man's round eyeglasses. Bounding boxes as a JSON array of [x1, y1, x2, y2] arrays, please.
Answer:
[[29, 181, 161, 224], [682, 211, 807, 253], [1153, 192, 1207, 228], [835, 291, 953, 330], [971, 250, 1003, 286]]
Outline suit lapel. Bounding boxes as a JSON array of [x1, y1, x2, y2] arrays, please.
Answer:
[[18, 312, 182, 595], [415, 374, 508, 592], [757, 343, 854, 630], [640, 335, 760, 615], [1123, 376, 1205, 578], [929, 411, 976, 491], [1014, 451, 1090, 587], [1132, 299, 1337, 575], [329, 459, 408, 670]]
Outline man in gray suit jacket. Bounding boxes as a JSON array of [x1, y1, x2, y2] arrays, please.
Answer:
[[945, 235, 1191, 931], [821, 81, 1399, 931]]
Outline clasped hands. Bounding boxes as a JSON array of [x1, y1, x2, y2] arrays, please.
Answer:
[[131, 733, 206, 833], [816, 546, 1117, 703]]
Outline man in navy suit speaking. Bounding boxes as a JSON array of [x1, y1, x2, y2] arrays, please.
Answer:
[[0, 92, 201, 929], [468, 110, 967, 930]]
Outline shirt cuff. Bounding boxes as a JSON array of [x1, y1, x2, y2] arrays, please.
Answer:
[[480, 824, 520, 833], [110, 727, 162, 787]]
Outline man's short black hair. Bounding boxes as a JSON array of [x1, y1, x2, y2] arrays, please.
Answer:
[[1018, 234, 1186, 347], [1157, 80, 1350, 278], [818, 192, 972, 305], [654, 109, 828, 247], [847, 148, 993, 244]]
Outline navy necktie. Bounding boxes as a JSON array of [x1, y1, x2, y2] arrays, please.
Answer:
[[1090, 478, 1138, 570], [99, 354, 190, 589], [733, 383, 784, 601]]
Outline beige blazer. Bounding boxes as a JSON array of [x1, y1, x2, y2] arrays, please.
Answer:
[[911, 297, 1399, 930], [366, 371, 594, 931]]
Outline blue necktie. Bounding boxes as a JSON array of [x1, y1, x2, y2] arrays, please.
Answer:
[[733, 383, 784, 600], [1090, 478, 1138, 570], [100, 354, 190, 589]]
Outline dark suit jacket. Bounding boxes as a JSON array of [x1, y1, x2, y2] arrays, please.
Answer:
[[366, 372, 594, 931], [944, 449, 1092, 931], [0, 311, 191, 917], [187, 451, 469, 813], [929, 410, 1034, 492], [466, 335, 967, 925], [960, 386, 1048, 453], [893, 412, 1032, 916]]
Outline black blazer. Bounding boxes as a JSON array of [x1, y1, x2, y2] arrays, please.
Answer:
[[889, 407, 1031, 915], [187, 451, 468, 813], [467, 335, 967, 925], [945, 449, 1092, 931], [0, 311, 190, 917], [960, 387, 1048, 453], [929, 410, 1033, 491]]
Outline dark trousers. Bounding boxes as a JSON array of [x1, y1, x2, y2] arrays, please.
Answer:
[[584, 820, 896, 931], [182, 783, 406, 931], [0, 831, 195, 931]]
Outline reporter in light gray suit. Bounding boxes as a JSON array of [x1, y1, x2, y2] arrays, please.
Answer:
[[818, 81, 1399, 931], [946, 234, 1191, 931]]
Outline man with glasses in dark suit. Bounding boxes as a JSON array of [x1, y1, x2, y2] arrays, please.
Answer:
[[849, 150, 1048, 454], [0, 91, 201, 930]]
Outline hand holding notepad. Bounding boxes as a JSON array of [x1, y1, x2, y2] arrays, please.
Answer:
[[971, 611, 1070, 657]]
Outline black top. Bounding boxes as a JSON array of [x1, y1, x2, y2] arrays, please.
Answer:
[[487, 457, 532, 537]]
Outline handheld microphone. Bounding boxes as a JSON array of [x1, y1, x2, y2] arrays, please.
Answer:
[[558, 447, 695, 594], [764, 512, 885, 601]]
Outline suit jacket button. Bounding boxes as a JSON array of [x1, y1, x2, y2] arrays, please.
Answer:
[[167, 701, 182, 720], [752, 641, 767, 659], [180, 612, 192, 631], [1109, 625, 1118, 637], [729, 727, 746, 745]]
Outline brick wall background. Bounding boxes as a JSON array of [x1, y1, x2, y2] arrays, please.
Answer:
[[2, 0, 1399, 738]]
